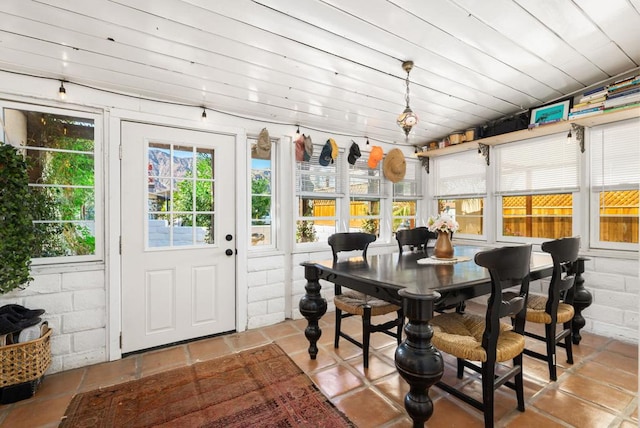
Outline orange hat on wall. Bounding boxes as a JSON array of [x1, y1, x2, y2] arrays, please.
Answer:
[[368, 146, 384, 168]]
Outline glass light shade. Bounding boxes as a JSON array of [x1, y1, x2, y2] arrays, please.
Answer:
[[397, 107, 418, 134]]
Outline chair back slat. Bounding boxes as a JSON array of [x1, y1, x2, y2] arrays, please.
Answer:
[[395, 227, 437, 254], [328, 233, 376, 262], [541, 236, 580, 311], [474, 244, 532, 354]]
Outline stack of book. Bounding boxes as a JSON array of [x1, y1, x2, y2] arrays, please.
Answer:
[[568, 86, 607, 119], [604, 75, 640, 111]]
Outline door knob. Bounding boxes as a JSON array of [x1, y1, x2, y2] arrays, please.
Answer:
[[225, 249, 233, 256], [225, 234, 233, 241]]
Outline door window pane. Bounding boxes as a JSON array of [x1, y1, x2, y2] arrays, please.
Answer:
[[147, 143, 215, 247]]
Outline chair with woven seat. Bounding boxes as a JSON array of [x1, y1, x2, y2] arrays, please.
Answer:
[[329, 232, 403, 368], [396, 227, 437, 254], [430, 244, 532, 428], [520, 236, 580, 381]]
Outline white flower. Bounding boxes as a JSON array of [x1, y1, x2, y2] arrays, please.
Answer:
[[427, 212, 459, 233]]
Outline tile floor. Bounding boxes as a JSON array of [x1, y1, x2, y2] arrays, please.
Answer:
[[0, 303, 637, 427]]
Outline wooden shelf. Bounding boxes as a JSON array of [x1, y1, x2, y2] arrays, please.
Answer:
[[416, 105, 639, 158]]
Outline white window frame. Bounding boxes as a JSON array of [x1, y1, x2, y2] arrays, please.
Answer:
[[392, 158, 422, 232], [0, 101, 103, 265], [495, 132, 580, 244], [348, 155, 385, 236], [588, 118, 639, 251], [294, 144, 343, 246], [432, 150, 488, 240]]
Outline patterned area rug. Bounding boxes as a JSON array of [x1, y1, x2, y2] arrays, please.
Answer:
[[60, 343, 354, 427]]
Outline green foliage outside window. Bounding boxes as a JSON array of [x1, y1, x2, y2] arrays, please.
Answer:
[[0, 143, 34, 293], [251, 176, 271, 223]]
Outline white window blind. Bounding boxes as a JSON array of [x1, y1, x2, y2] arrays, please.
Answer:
[[590, 118, 640, 190], [434, 151, 486, 197], [393, 159, 422, 198], [295, 144, 343, 196], [349, 156, 385, 197], [496, 133, 580, 195]]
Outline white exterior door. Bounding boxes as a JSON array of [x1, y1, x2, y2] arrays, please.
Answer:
[[120, 122, 236, 353]]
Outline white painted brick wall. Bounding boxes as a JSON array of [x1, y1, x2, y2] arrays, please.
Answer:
[[246, 255, 286, 328], [0, 266, 107, 376], [582, 256, 638, 344]]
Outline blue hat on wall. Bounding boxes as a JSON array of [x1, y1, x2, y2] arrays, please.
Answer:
[[319, 140, 333, 166]]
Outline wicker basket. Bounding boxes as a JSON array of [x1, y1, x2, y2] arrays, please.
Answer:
[[0, 327, 52, 388]]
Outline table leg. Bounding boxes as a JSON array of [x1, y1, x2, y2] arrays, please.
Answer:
[[395, 289, 443, 427], [299, 265, 327, 359], [567, 257, 592, 345]]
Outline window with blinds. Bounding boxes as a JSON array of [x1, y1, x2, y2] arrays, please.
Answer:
[[348, 156, 383, 235], [433, 151, 486, 237], [392, 159, 421, 232], [495, 133, 580, 241], [589, 118, 639, 248], [295, 144, 343, 243]]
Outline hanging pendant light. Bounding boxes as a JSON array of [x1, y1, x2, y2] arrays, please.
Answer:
[[397, 61, 418, 138]]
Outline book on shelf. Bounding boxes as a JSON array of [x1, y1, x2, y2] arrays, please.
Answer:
[[604, 102, 640, 113], [607, 87, 640, 100], [604, 92, 640, 109], [607, 76, 640, 92], [568, 106, 604, 119], [607, 83, 640, 96], [583, 85, 607, 96], [579, 91, 607, 103], [573, 96, 606, 110]]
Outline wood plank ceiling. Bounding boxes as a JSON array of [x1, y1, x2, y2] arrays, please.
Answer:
[[0, 0, 639, 147]]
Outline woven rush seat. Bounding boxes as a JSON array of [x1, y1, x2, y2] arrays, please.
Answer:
[[334, 291, 400, 317], [431, 312, 524, 362], [526, 294, 575, 324]]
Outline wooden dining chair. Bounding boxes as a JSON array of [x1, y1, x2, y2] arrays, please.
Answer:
[[516, 236, 580, 381], [328, 233, 403, 368], [396, 227, 437, 254], [430, 244, 532, 428]]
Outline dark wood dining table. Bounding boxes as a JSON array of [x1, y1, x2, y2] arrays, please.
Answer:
[[299, 245, 554, 427]]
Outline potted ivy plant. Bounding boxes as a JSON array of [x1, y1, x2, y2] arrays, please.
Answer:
[[0, 142, 34, 294]]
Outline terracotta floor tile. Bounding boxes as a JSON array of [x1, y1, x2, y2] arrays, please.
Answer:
[[427, 396, 484, 427], [187, 335, 233, 362], [532, 388, 617, 428], [607, 340, 638, 359], [591, 349, 638, 374], [79, 356, 138, 391], [310, 365, 363, 398], [260, 320, 300, 340], [333, 388, 403, 427], [374, 373, 413, 405], [225, 329, 270, 350], [289, 348, 337, 373], [35, 368, 84, 399], [1, 394, 73, 428], [274, 330, 316, 354], [347, 354, 397, 380], [558, 373, 635, 412], [575, 360, 638, 392], [505, 407, 566, 427], [140, 345, 188, 376]]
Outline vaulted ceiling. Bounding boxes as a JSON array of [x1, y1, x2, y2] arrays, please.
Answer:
[[1, 0, 639, 147]]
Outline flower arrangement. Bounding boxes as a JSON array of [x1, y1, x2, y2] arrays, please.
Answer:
[[427, 212, 459, 234]]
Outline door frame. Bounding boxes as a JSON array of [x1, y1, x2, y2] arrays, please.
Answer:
[[107, 109, 249, 361]]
